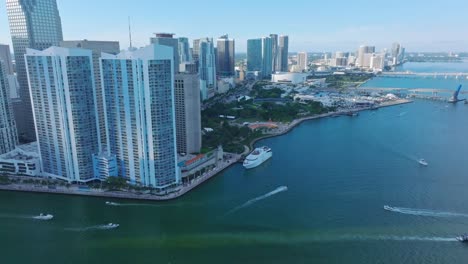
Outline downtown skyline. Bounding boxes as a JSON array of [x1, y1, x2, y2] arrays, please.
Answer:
[[1, 0, 468, 53]]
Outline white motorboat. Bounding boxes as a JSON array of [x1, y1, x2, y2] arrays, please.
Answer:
[[104, 223, 119, 229], [33, 213, 54, 220], [418, 159, 428, 166]]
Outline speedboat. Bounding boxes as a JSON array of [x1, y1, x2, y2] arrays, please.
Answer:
[[105, 223, 119, 229], [383, 205, 394, 211], [243, 146, 272, 169], [418, 159, 428, 166], [456, 234, 468, 242], [105, 201, 118, 206], [33, 213, 54, 220]]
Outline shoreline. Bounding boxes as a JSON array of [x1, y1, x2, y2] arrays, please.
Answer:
[[0, 99, 412, 202], [249, 99, 412, 150]]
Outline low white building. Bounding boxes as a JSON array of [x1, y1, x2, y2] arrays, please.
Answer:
[[271, 72, 308, 84], [0, 142, 41, 177]]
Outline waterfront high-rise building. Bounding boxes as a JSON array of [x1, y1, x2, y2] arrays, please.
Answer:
[[192, 39, 201, 63], [278, 35, 289, 72], [216, 35, 235, 77], [174, 73, 201, 154], [370, 53, 386, 71], [6, 0, 63, 142], [25, 47, 98, 182], [150, 33, 179, 73], [0, 44, 14, 75], [297, 52, 308, 72], [247, 39, 262, 72], [198, 38, 217, 100], [270, 34, 279, 72], [60, 40, 120, 152], [0, 44, 19, 99], [100, 44, 180, 188], [0, 61, 18, 155], [391, 42, 405, 65], [357, 45, 375, 68], [178, 37, 191, 63], [261, 37, 273, 77]]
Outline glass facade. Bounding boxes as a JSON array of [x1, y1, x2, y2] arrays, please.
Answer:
[[247, 39, 262, 72], [0, 62, 18, 155], [216, 35, 235, 77], [198, 38, 216, 100], [278, 35, 289, 72], [178, 37, 191, 63], [6, 0, 63, 141], [261, 37, 273, 77], [101, 45, 180, 188], [25, 48, 98, 182]]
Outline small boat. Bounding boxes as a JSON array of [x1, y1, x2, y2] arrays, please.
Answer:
[[383, 205, 394, 211], [105, 201, 119, 206], [418, 159, 428, 166], [456, 234, 468, 242], [104, 223, 119, 229], [33, 213, 54, 220]]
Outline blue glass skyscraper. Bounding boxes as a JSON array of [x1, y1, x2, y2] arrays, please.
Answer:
[[6, 0, 63, 141], [247, 39, 262, 72]]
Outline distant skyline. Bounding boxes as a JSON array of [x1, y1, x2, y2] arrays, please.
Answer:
[[1, 0, 468, 53]]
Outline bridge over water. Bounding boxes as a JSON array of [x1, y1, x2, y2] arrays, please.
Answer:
[[382, 72, 468, 78], [355, 87, 468, 95]]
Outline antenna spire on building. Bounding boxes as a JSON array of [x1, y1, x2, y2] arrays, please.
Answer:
[[128, 16, 133, 50]]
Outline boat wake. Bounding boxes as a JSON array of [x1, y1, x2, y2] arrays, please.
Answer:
[[105, 201, 178, 207], [65, 224, 119, 232], [225, 186, 288, 216], [384, 205, 468, 218], [397, 111, 408, 117], [339, 235, 457, 242]]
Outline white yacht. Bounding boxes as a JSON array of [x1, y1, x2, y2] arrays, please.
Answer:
[[243, 146, 272, 169], [33, 213, 54, 220]]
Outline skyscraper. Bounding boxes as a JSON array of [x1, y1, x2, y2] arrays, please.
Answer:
[[174, 73, 201, 154], [6, 0, 63, 142], [247, 39, 262, 72], [357, 45, 375, 68], [0, 61, 18, 155], [198, 38, 217, 100], [100, 44, 180, 188], [261, 37, 273, 77], [0, 44, 14, 75], [60, 40, 120, 152], [25, 47, 98, 182], [192, 39, 201, 62], [216, 35, 235, 77], [269, 34, 279, 72], [178, 37, 191, 63], [150, 33, 179, 73], [297, 52, 308, 72], [0, 44, 19, 99], [278, 35, 289, 72]]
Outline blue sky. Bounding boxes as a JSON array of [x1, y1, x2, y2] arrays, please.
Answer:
[[1, 0, 468, 52]]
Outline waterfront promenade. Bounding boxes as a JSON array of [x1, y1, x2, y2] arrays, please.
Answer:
[[0, 152, 242, 201]]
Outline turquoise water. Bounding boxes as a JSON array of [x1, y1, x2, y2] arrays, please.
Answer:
[[1, 64, 468, 263], [397, 61, 468, 73]]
